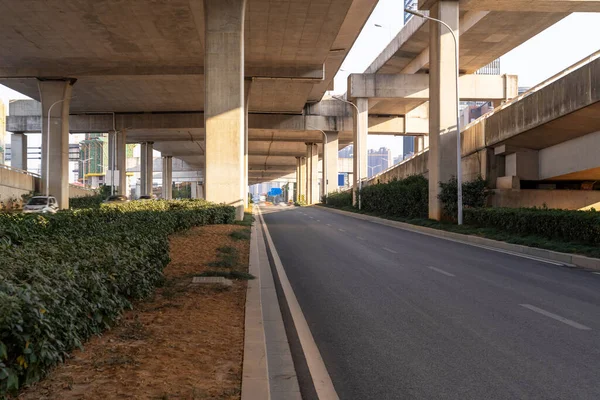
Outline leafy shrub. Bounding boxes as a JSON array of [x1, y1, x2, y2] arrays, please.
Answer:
[[358, 175, 428, 219], [439, 176, 488, 219], [0, 200, 234, 395], [325, 191, 352, 208], [465, 207, 600, 245], [69, 194, 104, 209]]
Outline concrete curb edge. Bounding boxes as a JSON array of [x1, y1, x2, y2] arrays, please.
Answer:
[[318, 206, 600, 272], [241, 208, 270, 400]]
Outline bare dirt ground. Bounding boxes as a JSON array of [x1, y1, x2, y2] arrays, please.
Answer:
[[18, 223, 251, 400]]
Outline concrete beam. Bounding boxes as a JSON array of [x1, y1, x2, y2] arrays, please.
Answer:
[[458, 0, 600, 12], [7, 111, 421, 135], [0, 65, 325, 80], [349, 73, 517, 101]]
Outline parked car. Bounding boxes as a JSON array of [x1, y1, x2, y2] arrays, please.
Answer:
[[23, 196, 59, 214], [137, 195, 156, 200], [103, 195, 129, 204]]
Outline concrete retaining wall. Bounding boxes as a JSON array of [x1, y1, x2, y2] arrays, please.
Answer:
[[69, 185, 96, 198], [0, 167, 39, 202], [489, 189, 600, 210]]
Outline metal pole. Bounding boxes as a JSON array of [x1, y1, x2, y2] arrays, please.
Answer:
[[405, 9, 463, 224], [332, 96, 362, 210]]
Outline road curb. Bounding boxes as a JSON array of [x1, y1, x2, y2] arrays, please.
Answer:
[[318, 206, 600, 271], [241, 208, 270, 400], [242, 207, 302, 400]]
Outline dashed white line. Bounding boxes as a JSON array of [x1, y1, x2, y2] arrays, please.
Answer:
[[382, 247, 397, 254], [338, 228, 346, 232], [316, 219, 320, 222], [593, 272, 600, 275], [309, 216, 314, 219], [327, 224, 332, 227], [356, 236, 366, 241], [427, 266, 455, 277], [520, 304, 591, 331]]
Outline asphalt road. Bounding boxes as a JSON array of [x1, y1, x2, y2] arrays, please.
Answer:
[[261, 205, 600, 400]]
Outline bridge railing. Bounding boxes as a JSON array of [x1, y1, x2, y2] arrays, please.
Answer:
[[0, 163, 41, 178]]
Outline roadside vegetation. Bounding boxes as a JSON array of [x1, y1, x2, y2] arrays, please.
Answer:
[[0, 199, 235, 396], [323, 175, 600, 258]]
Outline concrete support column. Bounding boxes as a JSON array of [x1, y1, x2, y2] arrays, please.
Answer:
[[162, 155, 173, 200], [204, 0, 246, 220], [11, 133, 27, 171], [322, 131, 339, 198], [244, 80, 251, 208], [306, 143, 319, 204], [116, 130, 128, 196], [352, 98, 368, 206], [295, 157, 301, 202], [39, 79, 75, 209], [140, 142, 154, 196], [299, 156, 307, 203], [428, 0, 459, 220]]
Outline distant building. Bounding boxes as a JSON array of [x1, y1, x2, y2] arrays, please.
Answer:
[[404, 0, 418, 24], [338, 145, 353, 159], [78, 133, 108, 188], [368, 147, 392, 177], [476, 59, 501, 75], [402, 136, 414, 160]]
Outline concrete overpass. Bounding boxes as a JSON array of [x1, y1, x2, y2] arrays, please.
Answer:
[[368, 52, 600, 210], [0, 0, 380, 219], [3, 0, 600, 219]]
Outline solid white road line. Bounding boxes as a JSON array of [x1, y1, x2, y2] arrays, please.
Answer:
[[593, 272, 600, 275], [382, 247, 397, 254], [258, 208, 340, 400], [520, 304, 591, 331], [427, 266, 455, 277], [338, 228, 346, 232]]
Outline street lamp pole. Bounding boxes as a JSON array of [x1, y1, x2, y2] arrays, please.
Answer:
[[405, 8, 463, 225], [332, 96, 363, 210], [45, 97, 73, 198], [308, 126, 329, 202]]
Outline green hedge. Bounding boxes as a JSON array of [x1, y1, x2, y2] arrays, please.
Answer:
[[0, 200, 234, 394], [359, 175, 428, 219], [69, 194, 104, 209], [465, 207, 600, 245], [325, 191, 352, 208], [439, 176, 488, 219]]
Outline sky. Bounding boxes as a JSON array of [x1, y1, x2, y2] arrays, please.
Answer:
[[1, 3, 599, 162]]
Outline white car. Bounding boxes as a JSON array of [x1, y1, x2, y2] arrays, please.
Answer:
[[23, 196, 59, 214]]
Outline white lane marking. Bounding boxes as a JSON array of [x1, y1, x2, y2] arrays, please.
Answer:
[[356, 236, 366, 241], [326, 224, 332, 227], [338, 228, 346, 232], [382, 247, 397, 254], [309, 216, 314, 219], [427, 266, 455, 277], [520, 304, 591, 331], [257, 208, 340, 399], [316, 219, 320, 222], [593, 272, 600, 275]]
